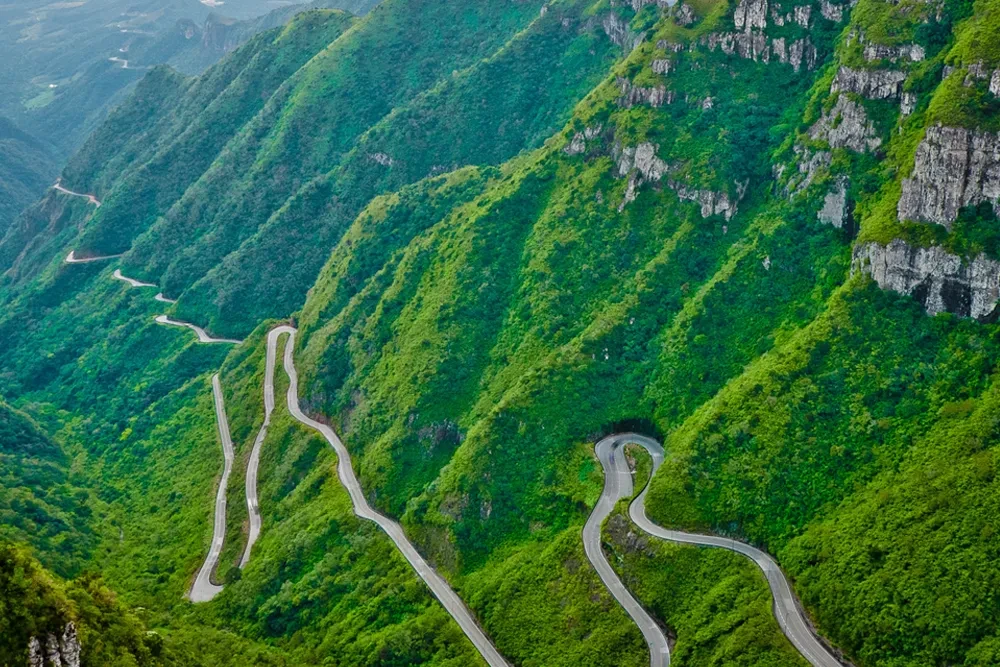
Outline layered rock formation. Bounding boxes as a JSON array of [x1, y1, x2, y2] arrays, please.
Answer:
[[603, 12, 644, 51], [831, 66, 906, 100], [854, 240, 1000, 320], [898, 125, 1000, 229]]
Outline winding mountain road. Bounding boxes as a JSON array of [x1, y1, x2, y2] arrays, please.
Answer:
[[586, 437, 671, 667], [52, 180, 102, 207], [65, 251, 122, 264], [189, 374, 235, 603], [591, 434, 845, 667], [274, 326, 510, 667], [77, 253, 510, 664], [238, 326, 284, 568], [113, 269, 155, 288], [154, 315, 242, 345]]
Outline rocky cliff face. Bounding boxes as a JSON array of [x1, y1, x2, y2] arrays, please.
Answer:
[[898, 125, 1000, 229], [810, 94, 881, 153], [831, 66, 906, 100], [694, 0, 843, 72], [27, 623, 81, 667], [617, 77, 668, 108], [854, 240, 1000, 320]]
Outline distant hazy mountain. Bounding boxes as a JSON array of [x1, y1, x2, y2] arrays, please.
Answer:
[[0, 0, 380, 155]]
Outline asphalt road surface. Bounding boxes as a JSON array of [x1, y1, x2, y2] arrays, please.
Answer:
[[238, 326, 285, 569], [594, 434, 846, 667], [189, 374, 236, 603], [586, 437, 672, 666], [113, 268, 155, 288], [52, 179, 101, 207], [274, 326, 510, 667], [65, 250, 122, 263], [155, 315, 242, 345]]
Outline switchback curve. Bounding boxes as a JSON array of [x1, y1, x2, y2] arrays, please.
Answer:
[[238, 326, 284, 569], [65, 251, 122, 263], [154, 315, 243, 345], [52, 179, 102, 207], [591, 434, 846, 667], [188, 374, 235, 602], [68, 253, 511, 664]]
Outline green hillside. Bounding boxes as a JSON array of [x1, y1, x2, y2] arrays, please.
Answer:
[[3, 0, 1000, 665], [0, 118, 57, 236]]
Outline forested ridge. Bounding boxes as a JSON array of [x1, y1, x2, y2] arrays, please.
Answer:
[[4, 0, 1000, 665]]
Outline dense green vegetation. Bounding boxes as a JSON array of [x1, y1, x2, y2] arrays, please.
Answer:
[[5, 0, 1000, 665], [0, 117, 57, 234], [0, 401, 94, 577], [0, 542, 168, 667]]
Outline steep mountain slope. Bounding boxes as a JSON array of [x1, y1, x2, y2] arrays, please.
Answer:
[[0, 117, 57, 235], [3, 0, 623, 339], [4, 0, 1000, 666], [0, 401, 94, 577]]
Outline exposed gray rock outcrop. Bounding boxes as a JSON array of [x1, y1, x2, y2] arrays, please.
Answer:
[[603, 13, 644, 51], [612, 141, 745, 218], [809, 94, 881, 152], [615, 0, 673, 10], [818, 179, 849, 227], [854, 240, 1000, 319], [615, 142, 670, 181], [898, 125, 1000, 229], [863, 42, 925, 63], [27, 623, 81, 667], [785, 147, 832, 195], [964, 61, 1000, 96], [617, 77, 668, 107], [614, 141, 670, 210], [675, 2, 696, 26], [367, 152, 394, 167], [564, 124, 604, 155], [820, 0, 846, 22], [651, 58, 673, 74], [702, 32, 817, 71], [831, 66, 906, 99], [671, 180, 746, 220], [734, 0, 768, 31]]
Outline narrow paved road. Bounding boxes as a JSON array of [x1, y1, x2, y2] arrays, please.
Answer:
[[586, 437, 671, 667], [113, 269, 155, 288], [52, 179, 101, 207], [189, 374, 235, 603], [239, 326, 284, 569], [64, 252, 512, 662], [155, 315, 242, 345], [275, 326, 510, 667], [594, 434, 846, 667], [65, 251, 122, 264]]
